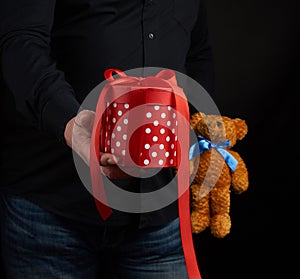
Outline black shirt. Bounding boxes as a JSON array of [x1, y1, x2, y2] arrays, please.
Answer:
[[0, 0, 214, 227]]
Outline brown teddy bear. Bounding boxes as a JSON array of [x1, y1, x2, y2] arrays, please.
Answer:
[[189, 112, 249, 238]]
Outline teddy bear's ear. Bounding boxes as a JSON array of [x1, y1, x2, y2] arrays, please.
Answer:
[[190, 112, 206, 130], [233, 118, 248, 140]]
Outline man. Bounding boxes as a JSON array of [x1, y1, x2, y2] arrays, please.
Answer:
[[0, 0, 214, 278]]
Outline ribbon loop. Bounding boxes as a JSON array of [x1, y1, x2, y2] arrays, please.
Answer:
[[189, 135, 238, 171], [104, 68, 127, 81]]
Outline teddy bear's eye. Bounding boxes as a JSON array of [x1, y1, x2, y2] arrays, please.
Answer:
[[216, 121, 223, 127]]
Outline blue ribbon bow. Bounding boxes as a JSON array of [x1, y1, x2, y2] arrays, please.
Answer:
[[189, 135, 238, 171]]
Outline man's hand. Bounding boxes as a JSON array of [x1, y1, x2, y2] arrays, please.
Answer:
[[64, 110, 94, 165], [64, 109, 130, 179]]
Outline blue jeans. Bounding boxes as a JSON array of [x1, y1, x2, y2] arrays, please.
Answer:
[[0, 194, 188, 279]]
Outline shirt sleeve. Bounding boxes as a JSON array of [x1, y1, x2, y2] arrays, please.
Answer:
[[185, 0, 215, 98], [0, 0, 81, 143]]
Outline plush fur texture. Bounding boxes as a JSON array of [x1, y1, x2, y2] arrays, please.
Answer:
[[189, 112, 249, 238]]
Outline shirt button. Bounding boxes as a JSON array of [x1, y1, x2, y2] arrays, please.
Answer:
[[148, 33, 154, 39]]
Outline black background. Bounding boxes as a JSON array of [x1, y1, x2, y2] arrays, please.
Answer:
[[0, 0, 298, 278], [194, 1, 298, 279]]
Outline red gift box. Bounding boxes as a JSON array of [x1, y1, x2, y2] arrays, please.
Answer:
[[100, 83, 179, 168]]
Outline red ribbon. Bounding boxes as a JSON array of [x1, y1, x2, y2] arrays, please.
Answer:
[[90, 69, 201, 279]]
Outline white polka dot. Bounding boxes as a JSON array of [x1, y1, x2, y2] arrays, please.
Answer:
[[153, 120, 159, 126], [172, 128, 176, 134], [167, 121, 171, 126], [105, 131, 108, 137], [144, 159, 150, 165], [146, 112, 152, 118], [152, 152, 157, 158], [158, 159, 164, 165], [123, 134, 127, 140], [122, 150, 126, 156], [159, 144, 164, 150], [123, 118, 128, 124], [173, 112, 176, 118], [124, 104, 129, 109], [112, 133, 116, 139], [113, 103, 117, 108], [160, 128, 165, 134], [168, 106, 172, 111], [117, 126, 121, 131], [106, 102, 110, 108], [111, 148, 115, 154], [152, 136, 158, 142], [171, 144, 174, 149], [165, 152, 170, 157], [112, 118, 116, 123], [116, 141, 121, 147], [107, 140, 110, 145], [118, 110, 122, 116], [175, 121, 178, 126], [175, 136, 178, 141], [161, 112, 166, 119], [170, 159, 174, 164], [154, 105, 160, 110], [166, 136, 170, 142], [145, 144, 150, 149], [145, 128, 151, 134], [104, 147, 107, 152], [174, 151, 177, 156], [106, 116, 109, 122]]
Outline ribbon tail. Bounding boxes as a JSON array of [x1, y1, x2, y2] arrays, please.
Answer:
[[175, 88, 202, 279], [216, 148, 238, 171]]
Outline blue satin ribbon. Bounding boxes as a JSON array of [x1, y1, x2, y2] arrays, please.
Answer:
[[189, 135, 238, 171]]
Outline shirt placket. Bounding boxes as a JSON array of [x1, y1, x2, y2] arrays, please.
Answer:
[[142, 0, 159, 67]]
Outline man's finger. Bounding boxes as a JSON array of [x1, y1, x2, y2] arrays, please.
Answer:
[[101, 166, 131, 179], [100, 153, 118, 166]]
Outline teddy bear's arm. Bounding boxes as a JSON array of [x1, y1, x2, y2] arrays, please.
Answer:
[[228, 150, 249, 193]]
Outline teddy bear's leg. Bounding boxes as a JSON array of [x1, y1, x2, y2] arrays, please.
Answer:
[[190, 183, 210, 234], [210, 186, 231, 238], [189, 151, 211, 234], [210, 158, 232, 238], [228, 150, 249, 193]]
